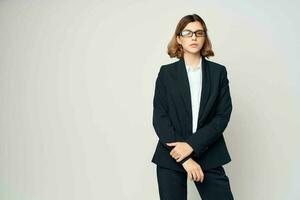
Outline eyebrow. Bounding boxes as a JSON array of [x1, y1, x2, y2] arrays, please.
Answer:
[[183, 29, 204, 32]]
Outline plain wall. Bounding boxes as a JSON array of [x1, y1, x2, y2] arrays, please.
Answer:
[[0, 0, 299, 199]]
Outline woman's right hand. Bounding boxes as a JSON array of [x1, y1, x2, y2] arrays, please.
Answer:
[[182, 158, 204, 182]]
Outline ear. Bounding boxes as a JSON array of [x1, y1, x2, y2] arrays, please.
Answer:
[[176, 36, 181, 45]]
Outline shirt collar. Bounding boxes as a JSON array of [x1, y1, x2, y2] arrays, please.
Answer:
[[185, 57, 202, 72]]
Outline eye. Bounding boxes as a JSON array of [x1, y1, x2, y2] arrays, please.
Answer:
[[181, 30, 191, 36], [195, 30, 205, 36]]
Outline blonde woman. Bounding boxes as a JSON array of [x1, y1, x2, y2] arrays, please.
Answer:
[[151, 14, 234, 200]]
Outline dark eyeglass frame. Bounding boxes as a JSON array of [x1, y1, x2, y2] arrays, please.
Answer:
[[178, 29, 206, 38]]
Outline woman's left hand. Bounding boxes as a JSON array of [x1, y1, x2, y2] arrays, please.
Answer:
[[166, 142, 194, 162]]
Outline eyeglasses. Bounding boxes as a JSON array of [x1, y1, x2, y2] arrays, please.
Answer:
[[179, 29, 206, 38]]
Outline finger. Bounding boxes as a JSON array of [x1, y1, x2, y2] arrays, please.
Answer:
[[200, 171, 204, 182], [195, 169, 201, 182], [188, 172, 193, 181], [174, 152, 181, 159], [176, 157, 182, 162], [170, 149, 178, 157], [172, 151, 179, 158], [191, 171, 197, 181], [194, 170, 200, 182], [166, 142, 177, 146], [176, 156, 183, 162], [174, 154, 181, 160], [169, 150, 174, 157], [170, 150, 177, 157], [171, 153, 179, 160]]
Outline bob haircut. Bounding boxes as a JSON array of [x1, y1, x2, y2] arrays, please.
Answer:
[[167, 14, 215, 59]]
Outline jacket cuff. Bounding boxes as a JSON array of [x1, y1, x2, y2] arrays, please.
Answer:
[[185, 139, 209, 157], [179, 154, 193, 164]]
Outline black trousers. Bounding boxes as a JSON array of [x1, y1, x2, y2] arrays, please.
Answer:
[[156, 165, 234, 200]]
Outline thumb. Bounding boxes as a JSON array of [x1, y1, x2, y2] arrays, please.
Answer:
[[166, 142, 177, 146]]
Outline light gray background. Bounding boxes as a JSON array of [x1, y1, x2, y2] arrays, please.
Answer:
[[0, 0, 299, 199]]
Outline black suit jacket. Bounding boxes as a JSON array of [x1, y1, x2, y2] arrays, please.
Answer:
[[151, 56, 233, 172]]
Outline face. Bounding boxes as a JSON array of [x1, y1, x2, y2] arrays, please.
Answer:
[[176, 21, 206, 55]]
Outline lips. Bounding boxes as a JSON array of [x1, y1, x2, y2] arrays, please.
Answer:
[[190, 44, 198, 47]]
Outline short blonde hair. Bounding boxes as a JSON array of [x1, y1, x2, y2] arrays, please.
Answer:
[[167, 14, 215, 59]]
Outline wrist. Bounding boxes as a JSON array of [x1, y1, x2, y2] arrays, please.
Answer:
[[179, 154, 193, 165]]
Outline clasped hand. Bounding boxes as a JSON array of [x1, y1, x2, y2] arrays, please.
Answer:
[[166, 142, 193, 162], [167, 142, 204, 182]]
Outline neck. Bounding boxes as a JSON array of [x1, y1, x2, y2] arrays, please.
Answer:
[[183, 53, 202, 69]]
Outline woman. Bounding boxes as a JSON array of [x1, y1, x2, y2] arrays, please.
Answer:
[[151, 14, 234, 200]]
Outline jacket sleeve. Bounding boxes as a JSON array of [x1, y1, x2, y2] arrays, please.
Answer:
[[185, 67, 233, 157], [152, 66, 176, 151]]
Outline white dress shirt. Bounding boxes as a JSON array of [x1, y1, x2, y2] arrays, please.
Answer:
[[185, 57, 202, 134]]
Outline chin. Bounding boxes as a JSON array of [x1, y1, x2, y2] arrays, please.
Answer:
[[187, 49, 201, 54]]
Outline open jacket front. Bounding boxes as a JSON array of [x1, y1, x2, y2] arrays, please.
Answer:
[[151, 57, 233, 172]]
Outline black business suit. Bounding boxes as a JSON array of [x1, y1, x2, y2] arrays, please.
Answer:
[[151, 56, 234, 200]]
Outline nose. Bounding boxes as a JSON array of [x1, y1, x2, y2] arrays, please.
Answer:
[[192, 34, 197, 40]]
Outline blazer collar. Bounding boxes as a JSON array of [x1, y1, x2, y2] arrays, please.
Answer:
[[176, 56, 211, 129], [184, 56, 202, 72]]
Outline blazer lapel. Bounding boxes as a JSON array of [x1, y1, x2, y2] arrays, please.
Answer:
[[198, 57, 211, 127], [176, 57, 211, 130]]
